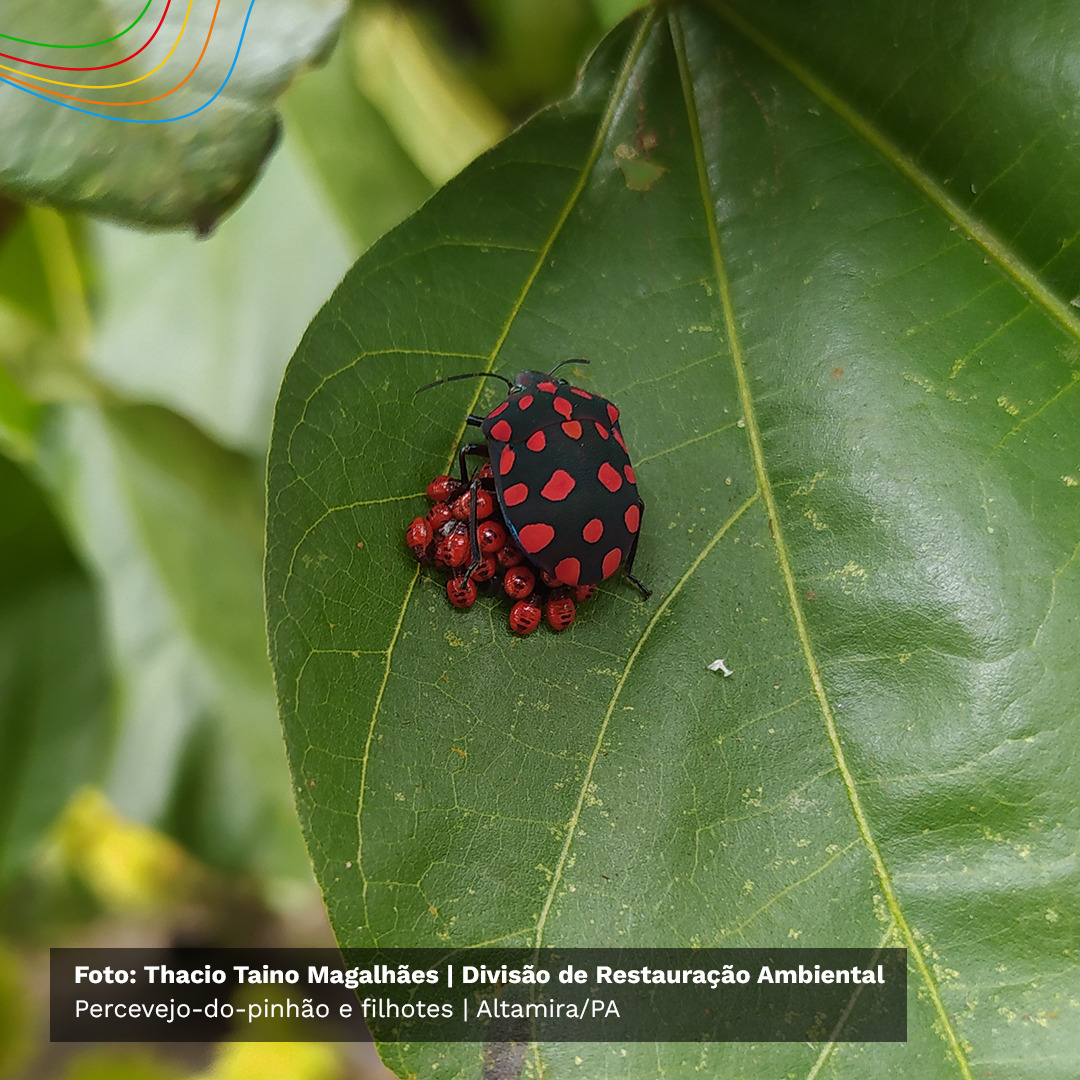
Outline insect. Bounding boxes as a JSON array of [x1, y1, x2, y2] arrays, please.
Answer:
[[419, 360, 649, 600], [406, 476, 596, 632]]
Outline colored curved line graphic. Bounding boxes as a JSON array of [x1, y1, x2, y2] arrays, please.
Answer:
[[0, 0, 254, 124], [1, 0, 195, 92], [0, 0, 153, 49], [0, 0, 170, 71], [2, 0, 212, 105]]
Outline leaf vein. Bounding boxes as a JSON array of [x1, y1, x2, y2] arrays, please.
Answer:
[[533, 490, 760, 948], [673, 9, 972, 1077], [707, 0, 1080, 348]]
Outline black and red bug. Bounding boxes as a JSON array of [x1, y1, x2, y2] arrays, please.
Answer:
[[419, 360, 649, 599]]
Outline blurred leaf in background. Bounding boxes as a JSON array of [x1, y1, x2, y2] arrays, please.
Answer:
[[0, 1, 611, 1076], [0, 0, 346, 230], [351, 3, 506, 186], [0, 453, 110, 888], [0, 946, 31, 1078], [54, 788, 200, 915]]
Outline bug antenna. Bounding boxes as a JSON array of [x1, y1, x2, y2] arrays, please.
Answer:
[[416, 371, 514, 395], [548, 358, 589, 376]]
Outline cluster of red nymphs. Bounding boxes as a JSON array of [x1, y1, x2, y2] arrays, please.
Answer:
[[405, 466, 596, 634]]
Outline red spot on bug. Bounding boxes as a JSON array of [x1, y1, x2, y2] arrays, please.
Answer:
[[624, 464, 636, 484], [489, 401, 508, 417], [526, 430, 546, 452], [541, 469, 576, 501], [594, 422, 609, 440], [517, 394, 534, 410], [602, 547, 623, 578], [571, 387, 592, 399], [607, 403, 619, 425], [597, 462, 623, 492], [499, 446, 515, 475], [612, 428, 627, 452], [518, 523, 555, 553], [561, 420, 583, 439], [537, 381, 557, 392], [583, 518, 604, 543], [490, 419, 512, 441], [624, 505, 640, 533], [503, 483, 529, 506], [553, 396, 573, 418], [555, 557, 581, 585]]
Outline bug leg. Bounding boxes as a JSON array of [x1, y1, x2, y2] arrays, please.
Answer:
[[622, 519, 651, 600], [456, 443, 489, 485], [624, 570, 651, 600], [461, 472, 487, 586]]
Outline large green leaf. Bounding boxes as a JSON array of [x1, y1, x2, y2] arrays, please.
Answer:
[[266, 3, 1080, 1077], [0, 0, 343, 229]]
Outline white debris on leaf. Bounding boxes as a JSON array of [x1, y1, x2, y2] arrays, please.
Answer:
[[708, 659, 733, 676]]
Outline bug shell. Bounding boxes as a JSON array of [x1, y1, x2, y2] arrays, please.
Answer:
[[481, 370, 643, 588]]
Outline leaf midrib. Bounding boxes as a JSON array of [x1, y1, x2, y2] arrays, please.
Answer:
[[669, 7, 973, 1077], [351, 8, 659, 944]]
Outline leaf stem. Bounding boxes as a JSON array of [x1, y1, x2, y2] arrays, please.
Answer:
[[27, 206, 93, 363]]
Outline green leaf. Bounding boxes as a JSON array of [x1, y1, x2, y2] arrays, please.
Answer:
[[42, 402, 308, 878], [0, 0, 344, 230], [0, 360, 40, 463], [0, 121, 339, 879], [0, 454, 111, 884], [267, 3, 1080, 1077], [281, 19, 433, 251], [0, 207, 53, 329], [88, 129, 354, 456], [350, 3, 506, 187]]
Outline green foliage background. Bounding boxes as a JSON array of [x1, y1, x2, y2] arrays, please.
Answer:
[[0, 1, 609, 1076], [4, 1, 1080, 1078]]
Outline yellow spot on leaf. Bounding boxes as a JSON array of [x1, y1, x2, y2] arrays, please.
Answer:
[[613, 143, 668, 190]]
